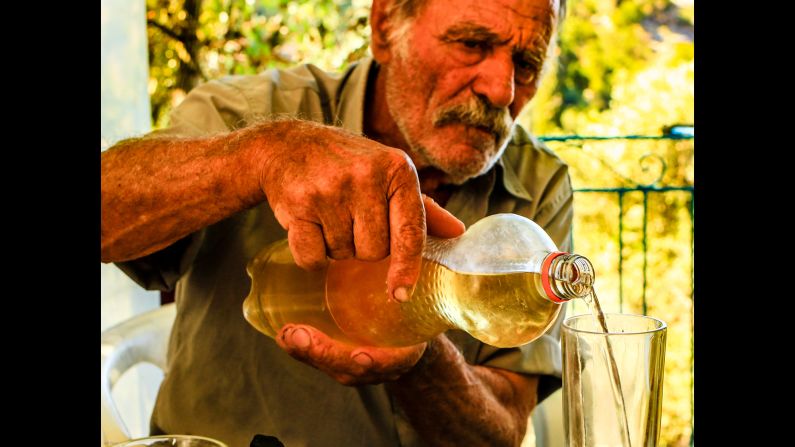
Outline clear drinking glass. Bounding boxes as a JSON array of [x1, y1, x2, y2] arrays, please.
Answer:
[[562, 313, 667, 447], [108, 435, 228, 447]]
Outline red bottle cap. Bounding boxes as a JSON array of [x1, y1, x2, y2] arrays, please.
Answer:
[[541, 251, 569, 303]]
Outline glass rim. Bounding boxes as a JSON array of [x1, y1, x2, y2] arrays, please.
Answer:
[[562, 312, 667, 336], [110, 435, 228, 447]]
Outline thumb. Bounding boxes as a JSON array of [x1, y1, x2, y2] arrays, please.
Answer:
[[422, 194, 466, 238]]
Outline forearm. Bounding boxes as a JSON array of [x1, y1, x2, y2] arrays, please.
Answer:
[[101, 121, 287, 262], [387, 335, 538, 447]]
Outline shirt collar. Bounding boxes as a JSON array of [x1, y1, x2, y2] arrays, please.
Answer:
[[496, 151, 534, 203], [334, 56, 374, 135]]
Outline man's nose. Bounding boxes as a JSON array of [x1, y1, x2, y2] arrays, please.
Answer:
[[472, 53, 515, 109]]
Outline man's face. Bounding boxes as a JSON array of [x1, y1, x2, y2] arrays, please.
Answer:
[[384, 0, 557, 184]]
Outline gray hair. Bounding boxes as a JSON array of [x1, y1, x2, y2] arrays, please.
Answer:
[[387, 0, 567, 26], [385, 0, 567, 54]]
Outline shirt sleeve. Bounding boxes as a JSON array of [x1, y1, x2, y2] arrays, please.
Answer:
[[147, 77, 256, 138], [113, 79, 257, 291]]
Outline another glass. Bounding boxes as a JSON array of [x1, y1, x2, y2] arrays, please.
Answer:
[[562, 313, 667, 447], [109, 435, 228, 447]]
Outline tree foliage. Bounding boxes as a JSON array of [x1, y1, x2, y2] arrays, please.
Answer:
[[146, 0, 371, 127], [145, 1, 694, 445]]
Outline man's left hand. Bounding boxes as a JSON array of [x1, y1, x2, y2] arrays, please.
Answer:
[[276, 324, 427, 386]]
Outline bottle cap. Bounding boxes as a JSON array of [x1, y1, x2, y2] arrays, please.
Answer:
[[541, 251, 569, 303]]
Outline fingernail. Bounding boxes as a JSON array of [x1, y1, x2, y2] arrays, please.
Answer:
[[352, 352, 373, 367], [394, 286, 411, 303], [291, 328, 311, 349]]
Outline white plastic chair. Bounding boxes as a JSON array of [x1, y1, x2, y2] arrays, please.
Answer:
[[101, 303, 176, 443], [100, 302, 563, 446]]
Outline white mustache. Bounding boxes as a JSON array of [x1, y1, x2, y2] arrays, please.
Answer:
[[432, 99, 512, 139]]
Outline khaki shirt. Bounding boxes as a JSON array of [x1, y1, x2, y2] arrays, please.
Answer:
[[117, 57, 574, 447]]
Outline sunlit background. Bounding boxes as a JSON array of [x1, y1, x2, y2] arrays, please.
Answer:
[[103, 0, 694, 445]]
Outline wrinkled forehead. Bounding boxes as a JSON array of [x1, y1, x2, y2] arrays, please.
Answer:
[[416, 0, 559, 23], [416, 0, 558, 43]]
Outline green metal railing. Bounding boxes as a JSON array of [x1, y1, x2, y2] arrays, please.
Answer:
[[539, 126, 694, 447]]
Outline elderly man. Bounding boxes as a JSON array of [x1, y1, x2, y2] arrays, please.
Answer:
[[101, 0, 572, 445]]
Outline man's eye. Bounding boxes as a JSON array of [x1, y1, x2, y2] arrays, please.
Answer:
[[515, 58, 536, 71], [515, 59, 540, 84], [460, 40, 487, 51]]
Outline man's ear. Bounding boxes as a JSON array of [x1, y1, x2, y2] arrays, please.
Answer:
[[370, 0, 394, 63]]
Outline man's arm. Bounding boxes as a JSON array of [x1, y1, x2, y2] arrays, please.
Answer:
[[387, 335, 538, 447], [278, 326, 536, 447], [101, 124, 267, 263], [101, 119, 428, 301], [275, 199, 534, 447]]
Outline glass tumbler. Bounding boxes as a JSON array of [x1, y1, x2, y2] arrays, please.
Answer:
[[562, 313, 667, 447]]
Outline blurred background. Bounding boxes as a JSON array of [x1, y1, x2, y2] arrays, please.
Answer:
[[101, 0, 694, 445]]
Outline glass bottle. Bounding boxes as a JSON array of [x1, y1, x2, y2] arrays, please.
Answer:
[[243, 213, 594, 348]]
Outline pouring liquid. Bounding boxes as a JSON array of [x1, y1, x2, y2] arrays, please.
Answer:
[[584, 288, 633, 447]]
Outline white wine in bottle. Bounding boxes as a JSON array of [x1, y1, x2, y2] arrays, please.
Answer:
[[244, 214, 595, 347]]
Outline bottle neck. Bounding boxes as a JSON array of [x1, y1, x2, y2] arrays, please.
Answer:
[[541, 252, 595, 303]]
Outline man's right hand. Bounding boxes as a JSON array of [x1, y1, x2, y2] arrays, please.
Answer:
[[273, 191, 466, 386], [102, 118, 464, 300], [253, 121, 461, 302]]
